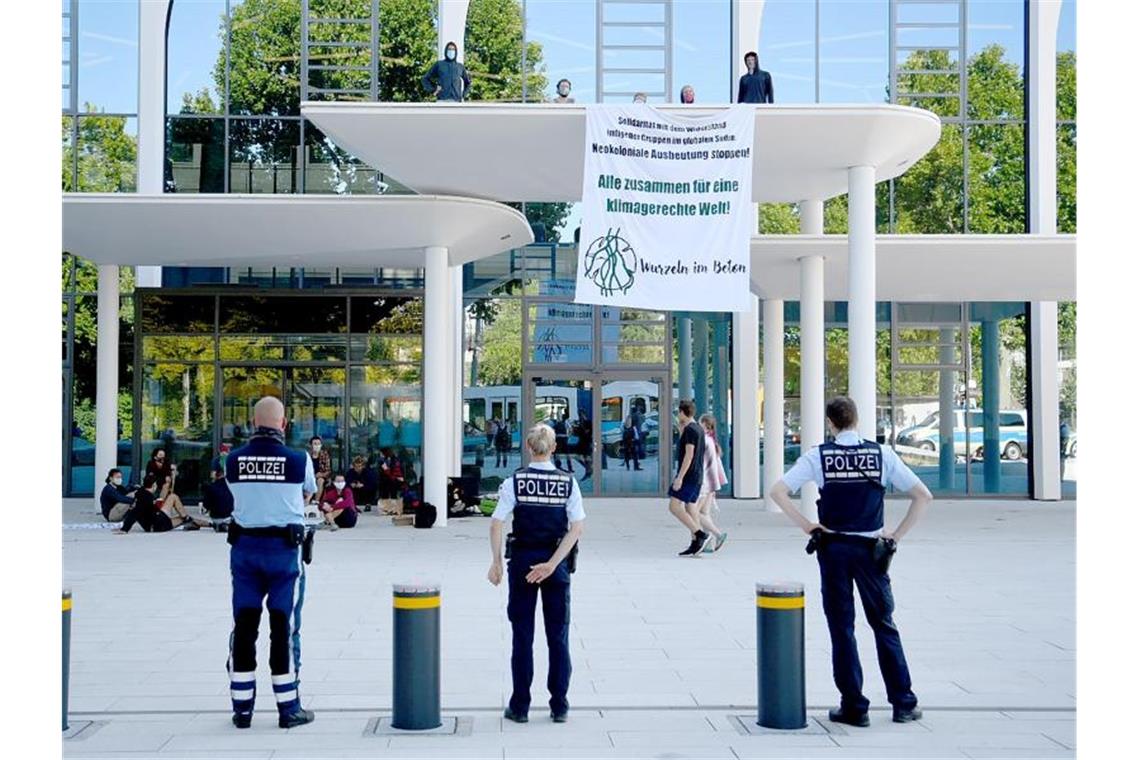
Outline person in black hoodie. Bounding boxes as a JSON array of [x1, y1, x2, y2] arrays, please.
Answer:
[[737, 51, 774, 103], [118, 474, 205, 533], [422, 41, 471, 102]]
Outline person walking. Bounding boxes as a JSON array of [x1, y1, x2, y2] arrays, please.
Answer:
[[668, 399, 708, 556], [487, 425, 585, 724], [696, 414, 728, 553], [769, 396, 932, 728], [224, 396, 317, 730]]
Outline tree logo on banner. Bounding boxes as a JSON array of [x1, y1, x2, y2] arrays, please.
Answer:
[[583, 228, 637, 297]]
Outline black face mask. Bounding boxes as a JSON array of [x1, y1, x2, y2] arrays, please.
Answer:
[[252, 426, 285, 444]]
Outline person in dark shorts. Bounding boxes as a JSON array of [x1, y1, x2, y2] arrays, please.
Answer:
[[667, 399, 708, 556], [117, 474, 202, 533]]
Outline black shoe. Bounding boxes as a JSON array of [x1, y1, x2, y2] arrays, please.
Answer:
[[503, 708, 528, 723], [893, 706, 923, 723], [278, 708, 315, 729], [678, 531, 707, 556], [551, 711, 568, 723], [232, 712, 252, 729], [182, 521, 201, 531], [828, 707, 870, 727]]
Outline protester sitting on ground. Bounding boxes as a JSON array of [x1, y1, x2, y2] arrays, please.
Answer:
[[307, 436, 332, 507], [145, 447, 170, 489], [100, 468, 136, 522], [347, 455, 378, 511], [202, 467, 234, 530], [378, 448, 405, 514], [551, 78, 575, 103], [117, 474, 207, 533], [155, 461, 193, 522], [318, 474, 358, 531]]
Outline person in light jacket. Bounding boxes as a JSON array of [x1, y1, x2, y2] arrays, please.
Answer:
[[696, 414, 729, 553]]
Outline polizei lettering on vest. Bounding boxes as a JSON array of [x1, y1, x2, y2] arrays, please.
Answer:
[[518, 476, 571, 499], [236, 456, 287, 480]]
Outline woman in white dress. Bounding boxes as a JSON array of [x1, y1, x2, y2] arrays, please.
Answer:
[[696, 414, 728, 553]]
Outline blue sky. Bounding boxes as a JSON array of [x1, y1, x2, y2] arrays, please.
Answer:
[[72, 0, 1077, 115]]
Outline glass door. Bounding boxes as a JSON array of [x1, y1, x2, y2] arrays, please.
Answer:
[[524, 375, 595, 495], [600, 376, 666, 495], [285, 367, 347, 475], [221, 367, 284, 448]]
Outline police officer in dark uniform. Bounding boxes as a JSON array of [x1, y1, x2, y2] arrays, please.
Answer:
[[769, 396, 933, 727], [488, 424, 586, 724], [224, 396, 317, 730]]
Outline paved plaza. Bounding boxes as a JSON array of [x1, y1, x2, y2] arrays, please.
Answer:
[[61, 496, 1075, 759]]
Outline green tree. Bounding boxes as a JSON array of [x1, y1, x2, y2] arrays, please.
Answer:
[[62, 108, 137, 192], [478, 298, 523, 386]]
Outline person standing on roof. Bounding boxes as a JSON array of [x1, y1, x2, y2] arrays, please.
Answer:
[[422, 41, 471, 102]]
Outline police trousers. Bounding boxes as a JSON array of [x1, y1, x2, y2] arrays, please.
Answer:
[[817, 535, 917, 713], [506, 550, 572, 715], [227, 534, 306, 716]]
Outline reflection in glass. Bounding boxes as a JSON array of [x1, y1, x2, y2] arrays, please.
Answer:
[[526, 0, 597, 103], [228, 119, 300, 193], [142, 363, 215, 500], [303, 122, 388, 195], [285, 367, 346, 473], [967, 123, 1025, 233], [143, 336, 215, 362], [227, 0, 301, 116], [167, 117, 225, 193], [167, 0, 226, 114], [529, 377, 594, 494], [673, 0, 731, 103], [820, 0, 888, 103], [350, 365, 423, 490], [894, 125, 964, 233], [76, 114, 138, 193], [601, 379, 662, 495], [141, 295, 215, 333], [220, 295, 346, 334], [78, 0, 139, 114]]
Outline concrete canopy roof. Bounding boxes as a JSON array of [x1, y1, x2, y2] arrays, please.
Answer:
[[62, 194, 533, 268], [301, 103, 942, 203], [750, 235, 1076, 301]]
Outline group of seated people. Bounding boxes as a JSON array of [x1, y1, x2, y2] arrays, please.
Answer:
[[99, 442, 411, 534]]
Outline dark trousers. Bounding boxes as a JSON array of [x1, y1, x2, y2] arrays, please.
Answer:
[[507, 552, 572, 715], [817, 537, 917, 713], [228, 535, 306, 716]]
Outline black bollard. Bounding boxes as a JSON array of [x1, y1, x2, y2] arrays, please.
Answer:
[[62, 589, 72, 732], [756, 581, 807, 729], [391, 583, 442, 730]]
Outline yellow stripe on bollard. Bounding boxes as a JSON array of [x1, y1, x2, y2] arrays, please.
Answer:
[[393, 595, 441, 610], [62, 598, 72, 612], [756, 595, 805, 610]]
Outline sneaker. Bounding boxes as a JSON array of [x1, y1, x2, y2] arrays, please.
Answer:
[[713, 532, 728, 552], [327, 521, 339, 532], [232, 712, 252, 729], [503, 708, 528, 723], [182, 521, 201, 531], [278, 708, 315, 729], [828, 707, 870, 728], [893, 706, 923, 723]]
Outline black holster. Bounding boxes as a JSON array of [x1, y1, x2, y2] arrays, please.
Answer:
[[873, 537, 897, 573], [301, 526, 315, 565]]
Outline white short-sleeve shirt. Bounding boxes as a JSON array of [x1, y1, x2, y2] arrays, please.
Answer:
[[779, 430, 921, 536], [491, 460, 586, 523]]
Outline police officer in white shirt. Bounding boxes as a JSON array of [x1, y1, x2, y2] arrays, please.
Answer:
[[769, 396, 933, 728], [487, 424, 585, 724]]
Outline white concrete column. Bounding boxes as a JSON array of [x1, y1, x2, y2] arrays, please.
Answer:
[[731, 297, 761, 499], [847, 165, 877, 440], [438, 0, 472, 59], [730, 1, 768, 99], [762, 299, 784, 511], [95, 265, 120, 509], [451, 266, 464, 476], [798, 200, 824, 519], [677, 317, 693, 401], [135, 0, 170, 288], [424, 247, 450, 525], [1028, 0, 1063, 500]]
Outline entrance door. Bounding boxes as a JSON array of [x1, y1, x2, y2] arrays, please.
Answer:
[[524, 373, 668, 496]]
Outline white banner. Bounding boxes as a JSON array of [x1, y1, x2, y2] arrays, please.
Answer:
[[575, 105, 755, 312]]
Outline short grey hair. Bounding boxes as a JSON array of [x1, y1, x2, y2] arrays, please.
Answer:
[[525, 424, 556, 456]]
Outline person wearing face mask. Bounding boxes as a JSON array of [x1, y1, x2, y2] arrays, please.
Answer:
[[307, 437, 332, 510], [679, 85, 696, 104], [100, 468, 137, 522], [318, 474, 357, 531], [737, 51, 774, 104], [422, 40, 471, 102], [632, 92, 648, 104], [551, 78, 575, 104]]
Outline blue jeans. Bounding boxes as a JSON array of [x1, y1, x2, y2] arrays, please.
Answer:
[[817, 536, 917, 713], [506, 550, 572, 715]]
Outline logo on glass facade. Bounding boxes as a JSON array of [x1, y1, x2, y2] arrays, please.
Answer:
[[583, 228, 637, 297]]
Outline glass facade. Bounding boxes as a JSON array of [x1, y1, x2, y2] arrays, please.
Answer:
[[60, 1, 1075, 500]]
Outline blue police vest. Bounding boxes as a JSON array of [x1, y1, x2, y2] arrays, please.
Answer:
[[511, 467, 572, 549], [817, 440, 886, 533], [225, 431, 309, 528]]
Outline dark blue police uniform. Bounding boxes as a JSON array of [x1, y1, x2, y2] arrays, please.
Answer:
[[492, 463, 585, 718], [224, 426, 316, 727], [813, 438, 918, 716]]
